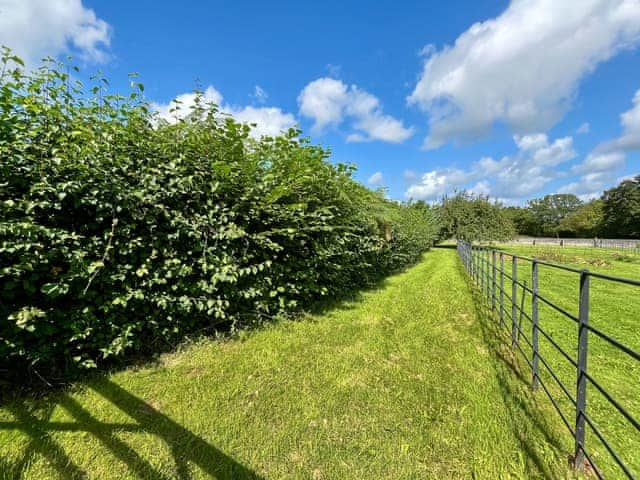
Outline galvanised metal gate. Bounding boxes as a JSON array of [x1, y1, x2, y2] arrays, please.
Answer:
[[457, 241, 639, 479]]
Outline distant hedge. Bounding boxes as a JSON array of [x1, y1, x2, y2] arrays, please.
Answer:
[[0, 51, 439, 380]]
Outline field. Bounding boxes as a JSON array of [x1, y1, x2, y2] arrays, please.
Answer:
[[0, 249, 571, 479], [489, 244, 640, 478]]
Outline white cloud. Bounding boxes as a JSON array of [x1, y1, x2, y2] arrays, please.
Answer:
[[298, 78, 348, 131], [609, 88, 640, 151], [577, 122, 591, 134], [562, 87, 640, 196], [405, 133, 576, 200], [152, 85, 296, 139], [252, 85, 268, 104], [231, 106, 296, 138], [572, 151, 626, 174], [0, 0, 111, 65], [368, 171, 384, 185], [152, 86, 223, 123], [408, 0, 640, 148], [470, 180, 491, 196], [298, 77, 414, 143], [558, 171, 613, 198], [405, 168, 474, 201]]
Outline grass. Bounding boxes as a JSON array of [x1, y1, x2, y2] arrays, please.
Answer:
[[0, 248, 571, 479], [487, 244, 640, 478]]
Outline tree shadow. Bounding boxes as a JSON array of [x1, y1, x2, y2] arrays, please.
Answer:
[[432, 243, 457, 249], [457, 260, 571, 479], [0, 378, 263, 479]]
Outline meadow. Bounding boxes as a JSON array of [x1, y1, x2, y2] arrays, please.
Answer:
[[0, 249, 573, 479], [488, 244, 640, 479]]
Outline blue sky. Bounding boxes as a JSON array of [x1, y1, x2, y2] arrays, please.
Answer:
[[1, 0, 638, 203]]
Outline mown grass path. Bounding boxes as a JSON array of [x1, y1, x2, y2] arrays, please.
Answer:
[[0, 249, 569, 479]]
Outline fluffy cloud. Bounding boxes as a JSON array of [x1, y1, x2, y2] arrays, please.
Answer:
[[298, 78, 348, 130], [0, 0, 111, 64], [368, 171, 384, 185], [572, 151, 626, 174], [298, 77, 414, 143], [557, 172, 613, 199], [408, 0, 640, 148], [405, 133, 576, 201], [563, 88, 640, 196], [405, 169, 472, 200], [604, 88, 640, 152], [152, 86, 223, 123], [232, 106, 297, 138], [152, 86, 296, 139]]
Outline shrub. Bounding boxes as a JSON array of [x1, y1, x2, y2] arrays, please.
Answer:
[[0, 51, 438, 380]]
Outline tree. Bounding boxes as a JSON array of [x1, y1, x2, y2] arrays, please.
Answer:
[[601, 176, 640, 238], [438, 191, 515, 242], [557, 200, 604, 238], [527, 194, 583, 236], [503, 206, 537, 236]]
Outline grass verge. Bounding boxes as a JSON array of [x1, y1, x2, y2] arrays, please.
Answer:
[[0, 249, 569, 479], [490, 244, 640, 478]]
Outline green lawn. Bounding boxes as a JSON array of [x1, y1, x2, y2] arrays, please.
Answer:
[[0, 249, 570, 479], [490, 244, 640, 478]]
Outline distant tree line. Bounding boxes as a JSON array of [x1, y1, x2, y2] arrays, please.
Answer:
[[503, 176, 640, 238], [432, 175, 640, 242]]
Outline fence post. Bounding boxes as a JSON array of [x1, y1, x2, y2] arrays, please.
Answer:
[[511, 256, 518, 348], [499, 253, 505, 327], [574, 271, 590, 470], [471, 247, 480, 283], [485, 249, 490, 299], [481, 248, 485, 298], [486, 249, 490, 300], [471, 245, 475, 279], [492, 250, 496, 311], [472, 245, 476, 280], [531, 260, 539, 390]]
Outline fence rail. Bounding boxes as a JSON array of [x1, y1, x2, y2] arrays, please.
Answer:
[[506, 237, 640, 252], [457, 241, 640, 479]]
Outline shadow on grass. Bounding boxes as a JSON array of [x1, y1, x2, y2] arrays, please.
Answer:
[[432, 243, 457, 250], [0, 253, 432, 478], [456, 260, 570, 479], [3, 249, 431, 399], [0, 377, 263, 480]]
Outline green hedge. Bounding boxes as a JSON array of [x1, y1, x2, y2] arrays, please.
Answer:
[[0, 51, 438, 380]]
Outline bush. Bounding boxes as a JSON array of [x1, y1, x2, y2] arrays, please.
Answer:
[[437, 191, 515, 242], [0, 51, 438, 380]]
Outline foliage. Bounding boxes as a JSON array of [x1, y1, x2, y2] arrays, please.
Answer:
[[506, 179, 640, 239], [0, 50, 438, 379], [0, 249, 570, 479], [503, 206, 537, 236], [438, 191, 515, 242], [557, 200, 604, 237], [526, 194, 583, 236], [601, 175, 640, 238]]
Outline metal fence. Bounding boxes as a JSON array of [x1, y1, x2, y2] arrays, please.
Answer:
[[506, 237, 640, 252], [457, 241, 640, 479]]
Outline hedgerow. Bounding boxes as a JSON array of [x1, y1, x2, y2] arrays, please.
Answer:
[[0, 50, 438, 380]]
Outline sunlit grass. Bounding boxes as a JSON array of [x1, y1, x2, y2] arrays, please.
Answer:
[[488, 244, 640, 478], [0, 249, 571, 479]]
